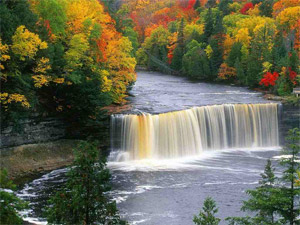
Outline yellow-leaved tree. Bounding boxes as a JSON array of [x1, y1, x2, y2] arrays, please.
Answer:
[[0, 38, 10, 71], [11, 25, 48, 61], [106, 37, 137, 103]]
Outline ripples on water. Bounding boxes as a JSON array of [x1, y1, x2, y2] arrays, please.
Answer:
[[18, 72, 281, 225], [18, 147, 282, 225], [127, 71, 273, 114]]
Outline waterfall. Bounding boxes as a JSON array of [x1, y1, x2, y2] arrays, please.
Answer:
[[110, 103, 279, 161]]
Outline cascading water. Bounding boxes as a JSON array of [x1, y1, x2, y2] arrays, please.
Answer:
[[110, 103, 279, 161]]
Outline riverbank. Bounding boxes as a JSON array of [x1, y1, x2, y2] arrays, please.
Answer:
[[140, 68, 299, 106], [0, 140, 79, 184], [2, 71, 298, 183]]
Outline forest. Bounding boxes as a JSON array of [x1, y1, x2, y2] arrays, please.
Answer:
[[1, 0, 136, 127], [122, 0, 299, 87], [1, 0, 300, 127], [118, 0, 299, 92]]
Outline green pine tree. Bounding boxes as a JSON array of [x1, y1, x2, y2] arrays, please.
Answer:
[[183, 44, 211, 80], [272, 34, 288, 72], [46, 141, 126, 225], [278, 128, 300, 225], [209, 38, 223, 80], [226, 160, 281, 224], [205, 0, 217, 8], [234, 58, 245, 85], [259, 0, 273, 17], [226, 129, 300, 225], [171, 18, 185, 71], [242, 159, 281, 224], [0, 169, 28, 225], [246, 54, 262, 87], [204, 8, 214, 42], [289, 50, 299, 73], [226, 42, 242, 67], [218, 0, 232, 16], [260, 159, 276, 186], [193, 197, 221, 225]]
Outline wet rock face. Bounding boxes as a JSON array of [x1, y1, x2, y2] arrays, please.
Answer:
[[279, 103, 300, 145], [1, 117, 66, 148], [0, 115, 111, 149]]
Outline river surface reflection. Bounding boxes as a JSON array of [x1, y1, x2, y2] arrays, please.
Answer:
[[127, 71, 273, 114]]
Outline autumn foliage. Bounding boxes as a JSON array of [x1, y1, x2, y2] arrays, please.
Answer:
[[259, 72, 279, 87], [1, 0, 300, 126], [218, 63, 236, 80], [240, 2, 254, 15], [117, 0, 299, 93], [1, 0, 136, 126]]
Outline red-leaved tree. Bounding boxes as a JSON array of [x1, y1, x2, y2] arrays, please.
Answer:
[[289, 67, 298, 85], [240, 2, 254, 15], [259, 71, 279, 87]]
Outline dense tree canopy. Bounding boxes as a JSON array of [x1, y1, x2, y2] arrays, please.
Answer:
[[117, 0, 299, 93], [1, 0, 300, 127], [0, 0, 136, 126]]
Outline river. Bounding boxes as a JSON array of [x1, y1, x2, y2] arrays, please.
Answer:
[[18, 71, 283, 225]]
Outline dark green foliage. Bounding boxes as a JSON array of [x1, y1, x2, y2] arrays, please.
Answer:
[[218, 0, 232, 16], [148, 45, 169, 72], [208, 13, 224, 78], [209, 38, 223, 79], [193, 197, 221, 225], [226, 129, 300, 225], [246, 54, 262, 87], [56, 72, 112, 126], [0, 169, 28, 225], [213, 12, 224, 35], [260, 159, 276, 186], [171, 19, 185, 71], [46, 41, 66, 74], [205, 0, 217, 8], [226, 42, 242, 67], [123, 27, 139, 55], [46, 141, 126, 225], [278, 128, 300, 225], [259, 0, 273, 17], [0, 1, 42, 126], [276, 75, 292, 96], [182, 41, 210, 80], [234, 58, 245, 85], [225, 217, 252, 225], [289, 50, 299, 72], [0, 0, 39, 43], [204, 8, 214, 41], [194, 0, 201, 10], [114, 4, 139, 55], [241, 160, 282, 224], [36, 0, 67, 36], [171, 46, 184, 71], [273, 50, 298, 96], [0, 0, 122, 130], [168, 21, 177, 33], [272, 34, 288, 72], [251, 0, 262, 5], [102, 0, 119, 17]]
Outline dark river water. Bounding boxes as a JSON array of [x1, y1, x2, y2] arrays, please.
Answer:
[[127, 71, 272, 114], [18, 71, 283, 225]]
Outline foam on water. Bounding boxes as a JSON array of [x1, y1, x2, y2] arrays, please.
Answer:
[[108, 146, 281, 172]]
